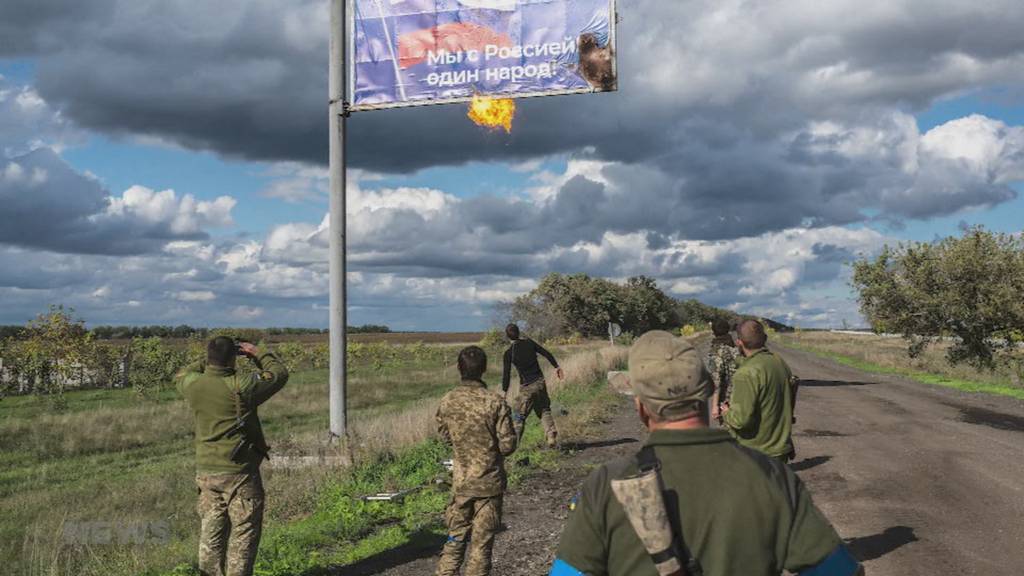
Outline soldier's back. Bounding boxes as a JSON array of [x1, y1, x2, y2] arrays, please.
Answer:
[[555, 429, 842, 576], [438, 383, 511, 497]]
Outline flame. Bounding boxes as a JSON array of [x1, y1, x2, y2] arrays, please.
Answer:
[[467, 95, 515, 133]]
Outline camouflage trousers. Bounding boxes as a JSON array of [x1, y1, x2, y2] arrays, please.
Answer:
[[435, 495, 503, 576], [195, 472, 265, 576], [513, 379, 557, 445]]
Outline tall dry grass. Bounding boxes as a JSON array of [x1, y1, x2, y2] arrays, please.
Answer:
[[778, 331, 1022, 388]]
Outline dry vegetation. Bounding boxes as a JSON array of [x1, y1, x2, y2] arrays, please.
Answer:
[[777, 331, 1023, 390], [4, 339, 626, 576]]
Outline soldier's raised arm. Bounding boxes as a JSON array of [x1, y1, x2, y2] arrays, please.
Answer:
[[240, 345, 289, 406], [496, 400, 517, 456]]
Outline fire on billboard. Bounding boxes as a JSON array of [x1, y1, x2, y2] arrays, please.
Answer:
[[348, 0, 617, 112]]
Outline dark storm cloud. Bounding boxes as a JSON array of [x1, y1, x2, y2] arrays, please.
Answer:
[[20, 0, 1022, 171], [0, 148, 234, 255], [0, 0, 114, 56]]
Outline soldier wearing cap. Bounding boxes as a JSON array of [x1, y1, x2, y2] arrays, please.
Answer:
[[436, 346, 518, 576], [549, 330, 862, 576], [721, 319, 797, 462]]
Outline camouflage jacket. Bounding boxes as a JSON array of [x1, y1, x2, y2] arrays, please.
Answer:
[[707, 337, 739, 401], [437, 380, 518, 497]]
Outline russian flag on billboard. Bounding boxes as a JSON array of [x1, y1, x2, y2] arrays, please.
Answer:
[[350, 0, 617, 111]]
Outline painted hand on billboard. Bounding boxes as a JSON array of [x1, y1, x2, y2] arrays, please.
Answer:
[[398, 22, 513, 69], [578, 33, 615, 91]]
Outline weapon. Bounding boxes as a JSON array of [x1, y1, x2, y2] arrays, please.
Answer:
[[611, 447, 703, 576]]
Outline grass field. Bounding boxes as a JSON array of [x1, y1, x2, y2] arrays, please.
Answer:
[[777, 331, 1024, 399], [3, 339, 625, 576]]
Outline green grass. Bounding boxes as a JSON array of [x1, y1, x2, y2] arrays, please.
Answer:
[[782, 338, 1024, 400], [160, 354, 622, 576], [3, 342, 618, 576]]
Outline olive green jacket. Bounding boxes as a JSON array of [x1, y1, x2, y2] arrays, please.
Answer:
[[554, 429, 844, 576], [176, 352, 289, 476], [722, 348, 794, 458]]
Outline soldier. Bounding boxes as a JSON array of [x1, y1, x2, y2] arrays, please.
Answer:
[[175, 337, 289, 576], [721, 319, 796, 462], [706, 317, 739, 422], [436, 345, 518, 576], [549, 331, 862, 576], [501, 323, 564, 448]]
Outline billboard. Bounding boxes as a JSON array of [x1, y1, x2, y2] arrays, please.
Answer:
[[348, 0, 617, 111]]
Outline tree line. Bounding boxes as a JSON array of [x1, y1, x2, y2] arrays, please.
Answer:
[[0, 323, 392, 341], [501, 273, 784, 341]]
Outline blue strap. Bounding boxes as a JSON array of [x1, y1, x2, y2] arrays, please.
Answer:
[[799, 544, 860, 576], [549, 558, 585, 576]]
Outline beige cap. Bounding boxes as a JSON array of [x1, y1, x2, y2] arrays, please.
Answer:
[[629, 330, 712, 420]]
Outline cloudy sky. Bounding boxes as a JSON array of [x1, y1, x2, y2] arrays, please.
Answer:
[[2, 0, 1023, 330]]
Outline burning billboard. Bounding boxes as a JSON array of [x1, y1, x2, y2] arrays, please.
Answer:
[[349, 0, 617, 111]]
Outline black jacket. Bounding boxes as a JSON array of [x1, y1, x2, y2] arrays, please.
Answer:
[[502, 338, 559, 392]]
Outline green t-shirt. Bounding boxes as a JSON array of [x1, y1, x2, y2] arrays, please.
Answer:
[[723, 348, 795, 458], [175, 353, 289, 476], [554, 429, 841, 576]]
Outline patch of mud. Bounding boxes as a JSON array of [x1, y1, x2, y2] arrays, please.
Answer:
[[957, 405, 1024, 433], [798, 429, 849, 437], [799, 380, 874, 387]]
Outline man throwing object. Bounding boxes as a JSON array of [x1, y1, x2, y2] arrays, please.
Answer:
[[502, 323, 564, 448]]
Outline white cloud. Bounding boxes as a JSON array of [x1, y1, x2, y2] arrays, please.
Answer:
[[231, 305, 264, 320], [173, 290, 216, 302], [105, 185, 236, 234]]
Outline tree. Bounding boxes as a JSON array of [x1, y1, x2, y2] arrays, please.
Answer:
[[504, 273, 680, 340], [17, 306, 96, 399], [852, 227, 1024, 379]]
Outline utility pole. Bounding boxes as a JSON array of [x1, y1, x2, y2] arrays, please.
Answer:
[[328, 0, 347, 440]]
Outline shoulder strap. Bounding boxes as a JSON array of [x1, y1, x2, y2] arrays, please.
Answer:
[[633, 446, 704, 576], [637, 445, 660, 474]]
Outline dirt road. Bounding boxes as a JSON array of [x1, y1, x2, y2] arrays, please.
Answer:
[[778, 344, 1024, 575], [349, 344, 1024, 575]]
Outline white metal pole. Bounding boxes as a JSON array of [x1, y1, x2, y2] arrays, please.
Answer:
[[328, 0, 348, 439]]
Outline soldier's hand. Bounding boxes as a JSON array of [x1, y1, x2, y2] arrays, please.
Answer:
[[556, 367, 565, 380], [238, 342, 259, 359]]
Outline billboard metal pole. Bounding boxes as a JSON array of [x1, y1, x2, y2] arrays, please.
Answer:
[[328, 0, 348, 440]]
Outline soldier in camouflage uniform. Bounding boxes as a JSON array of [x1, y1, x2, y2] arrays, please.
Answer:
[[501, 323, 564, 448], [706, 317, 738, 422], [176, 337, 289, 576], [436, 346, 518, 576]]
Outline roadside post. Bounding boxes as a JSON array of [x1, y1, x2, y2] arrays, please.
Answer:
[[328, 0, 618, 439]]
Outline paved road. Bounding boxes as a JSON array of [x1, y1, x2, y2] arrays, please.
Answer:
[[354, 344, 1024, 575], [777, 344, 1024, 575]]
